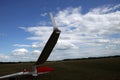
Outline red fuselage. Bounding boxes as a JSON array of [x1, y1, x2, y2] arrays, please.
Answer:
[[36, 66, 54, 73]]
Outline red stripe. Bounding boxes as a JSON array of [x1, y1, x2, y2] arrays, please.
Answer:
[[37, 66, 54, 73]]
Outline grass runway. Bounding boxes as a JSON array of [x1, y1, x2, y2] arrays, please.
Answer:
[[0, 57, 120, 80]]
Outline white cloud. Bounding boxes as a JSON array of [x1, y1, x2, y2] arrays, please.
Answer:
[[90, 4, 120, 14], [13, 44, 30, 47], [55, 5, 120, 36], [40, 13, 48, 17], [32, 50, 41, 55], [18, 4, 120, 61], [12, 48, 29, 56], [56, 40, 78, 50], [1, 4, 120, 62], [22, 26, 52, 41], [0, 54, 9, 60], [31, 42, 45, 48]]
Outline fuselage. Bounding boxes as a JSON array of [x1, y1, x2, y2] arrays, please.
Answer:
[[36, 66, 54, 73]]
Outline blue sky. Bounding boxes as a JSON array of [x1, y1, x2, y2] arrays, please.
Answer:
[[0, 0, 120, 62]]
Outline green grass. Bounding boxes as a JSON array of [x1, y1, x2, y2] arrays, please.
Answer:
[[0, 57, 120, 80]]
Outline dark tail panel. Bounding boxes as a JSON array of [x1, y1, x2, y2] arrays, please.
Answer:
[[35, 13, 61, 65], [36, 29, 61, 65]]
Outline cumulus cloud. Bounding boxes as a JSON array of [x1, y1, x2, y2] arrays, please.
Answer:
[[90, 4, 120, 14], [55, 4, 120, 59], [0, 54, 9, 61], [55, 5, 120, 36], [56, 40, 78, 50], [13, 44, 30, 47], [12, 48, 29, 56], [32, 50, 41, 55], [31, 42, 44, 48], [18, 4, 120, 61], [22, 26, 52, 41], [40, 13, 48, 17], [1, 4, 120, 62]]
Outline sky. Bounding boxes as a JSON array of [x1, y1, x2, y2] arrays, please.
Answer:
[[0, 0, 120, 62]]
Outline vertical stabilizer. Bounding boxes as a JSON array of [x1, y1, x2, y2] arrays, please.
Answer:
[[35, 12, 61, 65], [49, 12, 58, 30]]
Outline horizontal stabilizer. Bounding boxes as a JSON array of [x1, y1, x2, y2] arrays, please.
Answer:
[[0, 72, 31, 79]]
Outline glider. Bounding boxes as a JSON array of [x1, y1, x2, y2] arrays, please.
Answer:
[[0, 13, 61, 80]]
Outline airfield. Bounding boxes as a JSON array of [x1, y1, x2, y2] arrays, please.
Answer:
[[0, 57, 120, 80]]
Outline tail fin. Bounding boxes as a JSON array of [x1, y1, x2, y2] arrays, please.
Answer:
[[49, 12, 59, 31], [35, 12, 61, 65]]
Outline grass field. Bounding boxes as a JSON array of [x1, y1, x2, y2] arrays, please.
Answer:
[[0, 57, 120, 80]]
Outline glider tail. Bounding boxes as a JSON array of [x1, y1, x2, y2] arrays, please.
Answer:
[[35, 12, 61, 65], [49, 12, 60, 31]]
